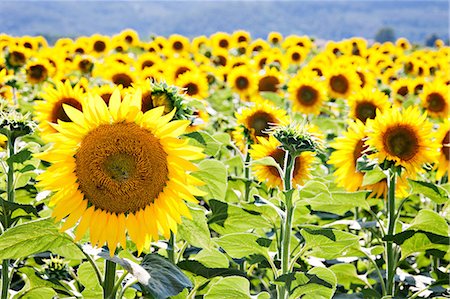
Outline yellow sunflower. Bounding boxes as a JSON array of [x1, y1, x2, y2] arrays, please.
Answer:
[[6, 45, 30, 68], [25, 59, 54, 84], [250, 135, 314, 189], [420, 81, 449, 119], [227, 66, 258, 100], [285, 46, 309, 65], [36, 88, 205, 254], [135, 53, 162, 71], [117, 29, 140, 46], [348, 87, 391, 123], [390, 78, 411, 106], [233, 100, 289, 150], [175, 70, 209, 99], [435, 119, 450, 180], [268, 31, 283, 44], [88, 34, 111, 57], [35, 80, 85, 137], [365, 106, 439, 174], [210, 32, 232, 50], [328, 120, 408, 199], [257, 67, 284, 94], [167, 34, 191, 55], [287, 75, 326, 115], [326, 67, 361, 99]]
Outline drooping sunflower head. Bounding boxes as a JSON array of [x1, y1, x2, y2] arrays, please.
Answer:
[[434, 119, 450, 180], [348, 86, 391, 123], [250, 135, 315, 189], [420, 80, 449, 119], [328, 119, 408, 199], [287, 75, 326, 115], [233, 100, 289, 150], [35, 80, 85, 138], [365, 106, 440, 174], [36, 87, 205, 254]]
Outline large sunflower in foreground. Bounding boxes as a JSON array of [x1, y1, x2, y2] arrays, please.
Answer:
[[328, 120, 408, 198], [250, 135, 315, 189], [435, 119, 449, 180], [233, 100, 289, 150], [347, 87, 391, 123], [36, 88, 205, 254], [35, 80, 85, 137], [365, 106, 439, 175]]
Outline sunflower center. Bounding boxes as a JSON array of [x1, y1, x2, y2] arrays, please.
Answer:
[[185, 83, 199, 96], [248, 112, 275, 137], [173, 41, 183, 50], [353, 139, 370, 165], [258, 76, 279, 92], [383, 125, 419, 161], [75, 123, 169, 214], [125, 35, 133, 44], [397, 86, 408, 97], [426, 92, 446, 112], [238, 36, 247, 43], [51, 98, 83, 123], [330, 74, 349, 94], [93, 40, 106, 52], [142, 60, 154, 69], [442, 131, 450, 161], [292, 52, 301, 61], [101, 93, 112, 105], [355, 101, 377, 122], [141, 91, 153, 112], [112, 73, 133, 88], [356, 71, 366, 87], [29, 64, 48, 81], [79, 59, 93, 73], [236, 76, 249, 90], [9, 51, 26, 67], [219, 39, 229, 48], [175, 67, 190, 79], [297, 85, 318, 106]]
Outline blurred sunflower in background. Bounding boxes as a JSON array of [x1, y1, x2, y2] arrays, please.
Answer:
[[176, 70, 209, 99], [36, 88, 205, 254], [326, 67, 361, 99], [435, 119, 449, 180], [347, 86, 391, 123], [420, 80, 448, 119], [288, 74, 326, 115]]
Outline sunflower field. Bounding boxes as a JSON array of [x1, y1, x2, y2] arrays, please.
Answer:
[[0, 30, 449, 299]]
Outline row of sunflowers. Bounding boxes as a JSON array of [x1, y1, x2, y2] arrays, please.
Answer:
[[0, 29, 448, 299]]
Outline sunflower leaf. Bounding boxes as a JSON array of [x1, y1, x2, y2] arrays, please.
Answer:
[[289, 267, 337, 299], [192, 160, 227, 201], [215, 232, 270, 260], [408, 179, 449, 204], [204, 276, 252, 299], [361, 166, 386, 186]]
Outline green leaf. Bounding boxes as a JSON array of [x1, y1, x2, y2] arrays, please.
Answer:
[[329, 264, 368, 289], [216, 233, 269, 260], [250, 157, 283, 176], [192, 160, 227, 201], [185, 131, 221, 157], [178, 206, 212, 249], [6, 149, 31, 164], [100, 252, 192, 299], [361, 166, 386, 186], [290, 267, 337, 299], [178, 260, 245, 279], [193, 248, 229, 268], [300, 225, 362, 259], [78, 261, 103, 298], [408, 179, 449, 204], [16, 287, 57, 299], [204, 276, 251, 299], [298, 181, 370, 215], [0, 218, 78, 259]]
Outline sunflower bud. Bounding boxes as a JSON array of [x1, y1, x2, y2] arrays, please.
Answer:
[[41, 255, 70, 281], [0, 101, 35, 140], [150, 81, 194, 120], [272, 122, 323, 157]]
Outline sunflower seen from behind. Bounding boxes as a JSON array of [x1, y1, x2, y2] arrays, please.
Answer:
[[250, 135, 315, 189], [365, 106, 439, 175], [36, 88, 205, 254]]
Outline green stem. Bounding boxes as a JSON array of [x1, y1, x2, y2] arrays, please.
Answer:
[[76, 243, 103, 286], [103, 259, 117, 299], [111, 271, 127, 298], [6, 135, 15, 204], [360, 249, 387, 296], [244, 151, 251, 202], [385, 168, 397, 297], [1, 260, 9, 299], [279, 151, 295, 299], [168, 231, 175, 264]]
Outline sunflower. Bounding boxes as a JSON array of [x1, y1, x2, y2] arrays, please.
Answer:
[[248, 39, 270, 55], [365, 106, 439, 174], [348, 87, 391, 123], [287, 75, 326, 115], [97, 65, 137, 88], [35, 80, 85, 137], [168, 34, 191, 55], [72, 55, 95, 75], [257, 67, 283, 94], [435, 119, 450, 180], [164, 58, 197, 83], [135, 53, 162, 71], [117, 29, 140, 46], [328, 120, 408, 198], [390, 78, 411, 106], [285, 46, 308, 65], [396, 38, 411, 51], [6, 45, 30, 68], [227, 66, 258, 100], [268, 32, 283, 44], [232, 30, 251, 44], [175, 70, 209, 99], [25, 59, 53, 84], [326, 67, 361, 99], [210, 32, 232, 50], [250, 135, 314, 189], [89, 34, 111, 57], [36, 88, 205, 254], [420, 81, 449, 119], [233, 100, 289, 150]]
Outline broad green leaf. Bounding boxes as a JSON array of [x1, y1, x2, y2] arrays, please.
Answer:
[[16, 287, 57, 299], [290, 267, 337, 299], [298, 181, 370, 215], [0, 218, 78, 259], [194, 248, 229, 268], [301, 225, 362, 259], [178, 206, 212, 249], [329, 264, 368, 289], [78, 261, 104, 298], [361, 166, 386, 186], [192, 160, 227, 201], [185, 131, 221, 156], [205, 276, 251, 299], [407, 209, 448, 236], [100, 252, 192, 299], [17, 267, 68, 295], [216, 233, 269, 260], [257, 292, 271, 299], [408, 179, 449, 204], [7, 149, 31, 164], [208, 200, 272, 235], [178, 260, 246, 279]]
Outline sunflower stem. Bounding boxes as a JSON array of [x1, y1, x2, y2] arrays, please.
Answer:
[[279, 151, 295, 299], [168, 231, 175, 264], [244, 150, 251, 202], [1, 260, 9, 299], [385, 167, 397, 297], [103, 259, 117, 299]]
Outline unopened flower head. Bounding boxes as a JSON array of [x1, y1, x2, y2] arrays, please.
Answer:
[[0, 100, 35, 139], [272, 122, 324, 156]]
